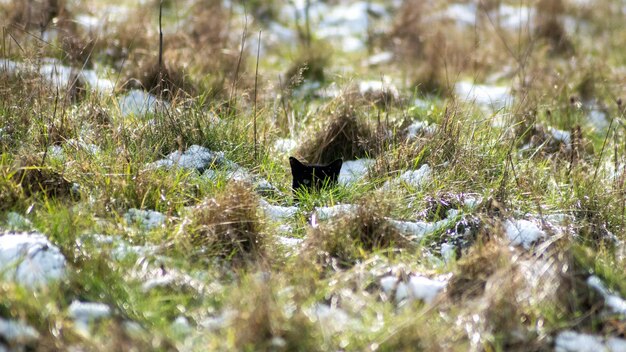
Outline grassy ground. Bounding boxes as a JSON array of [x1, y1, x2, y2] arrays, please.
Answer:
[[1, 0, 626, 351]]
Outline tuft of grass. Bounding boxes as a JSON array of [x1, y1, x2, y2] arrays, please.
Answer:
[[180, 181, 266, 266], [297, 94, 378, 164], [305, 198, 413, 270]]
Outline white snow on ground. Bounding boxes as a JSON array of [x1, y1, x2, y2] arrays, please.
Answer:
[[79, 234, 159, 260], [441, 242, 456, 262], [455, 81, 513, 111], [383, 164, 432, 190], [316, 2, 387, 52], [118, 89, 168, 117], [124, 209, 166, 230], [68, 301, 111, 321], [497, 5, 535, 30], [314, 204, 359, 221], [5, 212, 32, 231], [358, 79, 400, 101], [0, 318, 39, 345], [68, 300, 111, 333], [504, 219, 546, 249], [364, 51, 393, 66], [276, 236, 303, 249], [589, 109, 610, 131], [272, 138, 298, 154], [388, 219, 443, 241], [380, 275, 398, 294], [549, 127, 572, 145], [150, 145, 226, 173], [406, 120, 437, 140], [587, 276, 626, 315], [0, 232, 66, 288], [383, 275, 448, 304], [432, 3, 534, 30], [0, 58, 114, 94], [339, 159, 374, 185], [260, 199, 298, 222], [199, 310, 236, 331], [307, 304, 350, 333], [438, 3, 477, 26], [171, 315, 192, 334], [555, 330, 626, 352]]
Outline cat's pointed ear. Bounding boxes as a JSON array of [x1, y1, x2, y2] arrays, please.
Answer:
[[289, 157, 305, 170], [328, 158, 343, 172]]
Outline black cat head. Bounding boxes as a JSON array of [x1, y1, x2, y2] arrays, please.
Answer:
[[289, 157, 343, 195]]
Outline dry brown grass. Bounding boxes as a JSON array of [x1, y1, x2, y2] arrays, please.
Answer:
[[15, 154, 74, 199], [183, 181, 265, 266], [304, 198, 413, 270], [296, 95, 379, 164]]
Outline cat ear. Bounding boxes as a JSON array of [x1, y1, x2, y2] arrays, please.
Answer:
[[289, 156, 304, 167], [289, 157, 305, 172], [328, 158, 343, 173]]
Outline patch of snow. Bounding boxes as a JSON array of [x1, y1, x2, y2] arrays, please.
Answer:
[[441, 242, 456, 262], [339, 159, 374, 185], [0, 318, 39, 344], [388, 219, 442, 241], [273, 138, 298, 154], [118, 89, 168, 117], [314, 204, 358, 221], [307, 304, 349, 333], [68, 300, 111, 333], [364, 51, 393, 66], [587, 276, 626, 315], [199, 310, 236, 331], [497, 5, 535, 30], [0, 232, 66, 288], [549, 127, 571, 145], [5, 212, 32, 231], [79, 234, 158, 260], [260, 200, 298, 222], [358, 79, 400, 101], [171, 316, 192, 334], [383, 164, 432, 190], [455, 81, 512, 111], [380, 275, 398, 294], [150, 145, 226, 173], [463, 195, 481, 209], [277, 236, 303, 249], [136, 266, 206, 293], [124, 209, 166, 230], [406, 275, 447, 304], [0, 58, 113, 94], [440, 3, 477, 26], [504, 219, 546, 249], [554, 330, 626, 352], [589, 109, 609, 131], [406, 120, 437, 140]]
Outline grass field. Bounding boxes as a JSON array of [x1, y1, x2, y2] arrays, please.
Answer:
[[1, 0, 626, 351]]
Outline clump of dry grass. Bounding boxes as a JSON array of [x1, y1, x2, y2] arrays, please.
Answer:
[[123, 58, 193, 99], [446, 239, 509, 301], [183, 181, 265, 265], [6, 0, 70, 32], [296, 95, 378, 164], [388, 2, 490, 95], [15, 154, 74, 199], [534, 0, 574, 55], [285, 44, 331, 87], [227, 275, 322, 351], [304, 198, 413, 270]]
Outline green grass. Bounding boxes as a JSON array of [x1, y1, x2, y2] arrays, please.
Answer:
[[1, 0, 626, 350]]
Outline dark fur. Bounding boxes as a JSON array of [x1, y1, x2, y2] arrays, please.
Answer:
[[289, 157, 342, 197]]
